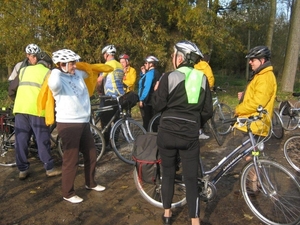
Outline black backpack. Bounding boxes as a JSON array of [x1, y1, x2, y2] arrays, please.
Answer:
[[132, 132, 161, 184]]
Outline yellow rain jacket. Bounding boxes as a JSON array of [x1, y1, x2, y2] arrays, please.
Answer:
[[37, 62, 113, 125], [194, 61, 215, 89], [234, 66, 277, 136]]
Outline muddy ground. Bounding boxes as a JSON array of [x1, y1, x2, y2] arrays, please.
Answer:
[[0, 129, 299, 225]]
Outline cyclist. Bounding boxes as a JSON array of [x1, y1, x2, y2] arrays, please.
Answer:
[[97, 45, 125, 144], [11, 52, 61, 180], [119, 53, 137, 93], [235, 46, 277, 138], [152, 40, 213, 225], [8, 43, 41, 82], [48, 49, 105, 204], [194, 53, 215, 139], [138, 55, 161, 130]]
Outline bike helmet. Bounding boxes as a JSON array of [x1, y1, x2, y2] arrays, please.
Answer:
[[36, 52, 53, 68], [52, 49, 81, 64], [174, 40, 203, 64], [102, 45, 116, 55], [144, 55, 159, 64], [245, 46, 271, 60], [25, 44, 41, 55], [119, 54, 130, 60]]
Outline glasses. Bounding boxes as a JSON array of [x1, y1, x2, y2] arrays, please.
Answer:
[[249, 58, 257, 62]]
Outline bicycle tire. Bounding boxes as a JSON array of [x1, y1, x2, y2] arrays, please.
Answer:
[[133, 167, 186, 208], [279, 104, 299, 131], [211, 103, 233, 135], [110, 118, 146, 165], [206, 119, 225, 146], [148, 112, 161, 132], [271, 110, 284, 139], [240, 159, 300, 225], [57, 123, 105, 167], [284, 135, 300, 172], [0, 122, 16, 167]]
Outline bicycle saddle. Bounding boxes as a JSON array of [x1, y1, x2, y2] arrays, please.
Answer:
[[292, 92, 300, 97]]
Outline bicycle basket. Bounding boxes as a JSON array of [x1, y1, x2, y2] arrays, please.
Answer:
[[119, 91, 139, 110]]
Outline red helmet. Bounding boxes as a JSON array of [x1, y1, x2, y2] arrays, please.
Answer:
[[119, 54, 130, 60]]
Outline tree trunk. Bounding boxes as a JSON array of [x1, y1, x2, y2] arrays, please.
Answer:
[[281, 0, 300, 92], [265, 0, 276, 49]]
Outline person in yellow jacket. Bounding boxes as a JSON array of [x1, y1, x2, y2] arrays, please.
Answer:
[[194, 54, 215, 139], [119, 53, 137, 93], [235, 46, 277, 137], [10, 52, 61, 180]]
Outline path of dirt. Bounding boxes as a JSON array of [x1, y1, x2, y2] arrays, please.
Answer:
[[0, 129, 299, 225]]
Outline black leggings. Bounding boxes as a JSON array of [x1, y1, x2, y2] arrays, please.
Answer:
[[157, 131, 200, 218]]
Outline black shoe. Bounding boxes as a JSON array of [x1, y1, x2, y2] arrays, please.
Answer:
[[162, 214, 172, 225]]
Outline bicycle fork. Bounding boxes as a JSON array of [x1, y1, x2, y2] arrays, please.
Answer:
[[121, 120, 135, 142]]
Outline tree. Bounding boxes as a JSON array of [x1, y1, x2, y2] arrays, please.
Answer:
[[281, 0, 300, 92], [265, 0, 276, 49]]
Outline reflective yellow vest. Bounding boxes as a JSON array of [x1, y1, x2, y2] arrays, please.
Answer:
[[13, 64, 50, 116]]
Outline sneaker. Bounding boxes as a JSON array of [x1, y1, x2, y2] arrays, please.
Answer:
[[46, 169, 62, 177], [199, 133, 210, 139], [19, 170, 29, 180], [85, 184, 106, 192], [63, 195, 83, 204]]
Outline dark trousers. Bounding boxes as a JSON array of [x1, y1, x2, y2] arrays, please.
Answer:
[[15, 114, 53, 171], [157, 131, 200, 219], [57, 122, 97, 198], [139, 104, 153, 131]]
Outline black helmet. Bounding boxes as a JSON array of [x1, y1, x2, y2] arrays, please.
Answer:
[[175, 40, 203, 64], [245, 46, 271, 60], [37, 52, 53, 68]]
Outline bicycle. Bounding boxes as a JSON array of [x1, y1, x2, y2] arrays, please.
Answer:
[[283, 134, 300, 172], [134, 106, 300, 225], [278, 93, 300, 131], [90, 92, 146, 165]]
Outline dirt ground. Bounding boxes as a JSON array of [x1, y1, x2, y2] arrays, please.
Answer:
[[0, 129, 299, 225]]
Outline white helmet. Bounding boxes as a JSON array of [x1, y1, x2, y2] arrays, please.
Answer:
[[101, 45, 116, 55], [25, 44, 41, 55], [175, 40, 203, 64], [145, 55, 159, 64], [52, 49, 81, 64]]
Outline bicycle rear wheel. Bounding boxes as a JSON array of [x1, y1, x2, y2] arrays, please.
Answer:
[[0, 122, 16, 167], [57, 124, 105, 167], [271, 110, 284, 139], [148, 113, 161, 132], [206, 119, 225, 146], [284, 135, 300, 172], [211, 103, 233, 135], [133, 167, 186, 208], [240, 159, 300, 225], [111, 119, 146, 165], [279, 104, 299, 131]]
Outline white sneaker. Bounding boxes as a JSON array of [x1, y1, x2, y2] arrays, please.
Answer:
[[63, 195, 83, 204], [199, 133, 210, 139], [85, 184, 106, 192]]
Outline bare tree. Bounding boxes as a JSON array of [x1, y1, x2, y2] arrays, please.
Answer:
[[265, 0, 276, 49], [281, 0, 300, 92]]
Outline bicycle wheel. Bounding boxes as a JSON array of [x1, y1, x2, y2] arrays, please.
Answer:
[[284, 135, 300, 172], [206, 119, 225, 146], [0, 122, 16, 166], [133, 167, 186, 208], [211, 103, 233, 135], [271, 110, 284, 139], [279, 104, 299, 131], [57, 124, 105, 167], [148, 113, 161, 132], [110, 119, 146, 165], [240, 159, 300, 225]]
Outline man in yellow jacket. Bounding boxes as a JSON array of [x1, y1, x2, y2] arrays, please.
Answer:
[[119, 53, 137, 93], [235, 46, 277, 137]]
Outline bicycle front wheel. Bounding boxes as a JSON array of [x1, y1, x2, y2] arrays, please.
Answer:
[[211, 103, 233, 135], [110, 119, 146, 165], [240, 159, 300, 225], [271, 110, 284, 139], [133, 167, 186, 209], [57, 123, 105, 167], [279, 104, 299, 131], [0, 122, 16, 167], [284, 135, 300, 172]]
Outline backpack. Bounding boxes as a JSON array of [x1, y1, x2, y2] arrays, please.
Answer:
[[132, 132, 161, 184]]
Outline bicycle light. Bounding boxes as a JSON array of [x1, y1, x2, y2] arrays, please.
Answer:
[[257, 142, 264, 151]]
